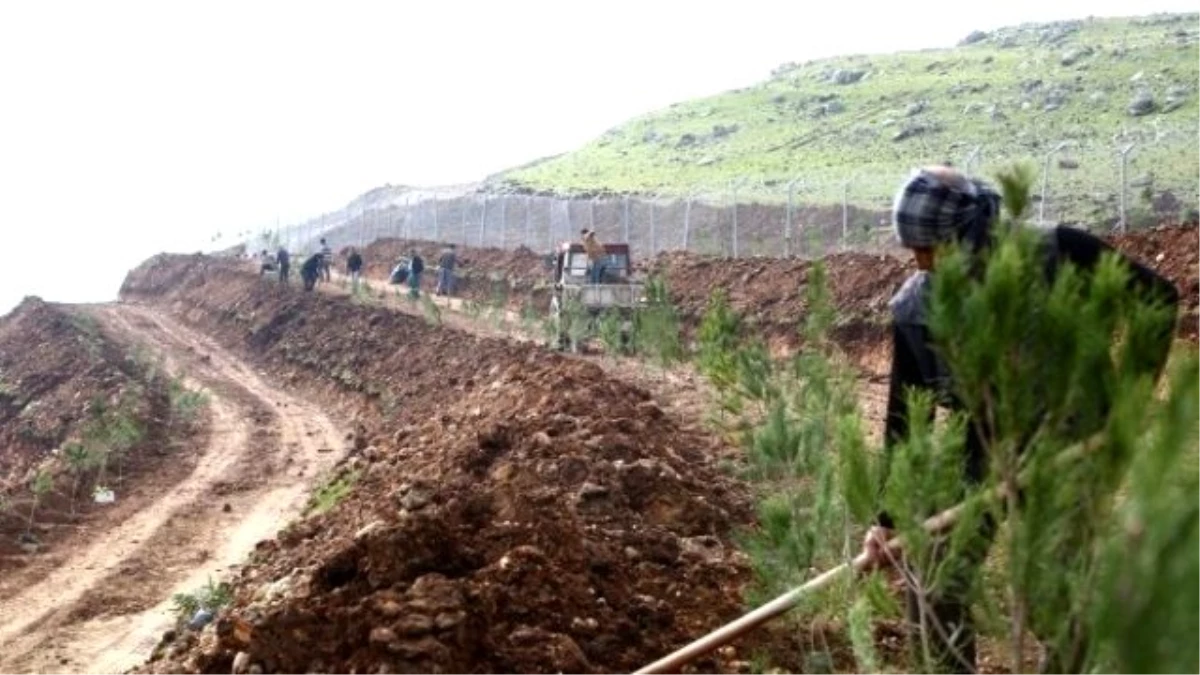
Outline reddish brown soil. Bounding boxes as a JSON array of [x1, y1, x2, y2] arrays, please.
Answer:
[[122, 255, 756, 674], [1106, 225, 1199, 338], [647, 250, 907, 360], [0, 297, 206, 567]]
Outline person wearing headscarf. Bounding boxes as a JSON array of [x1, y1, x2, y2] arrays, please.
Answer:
[[862, 165, 1179, 673]]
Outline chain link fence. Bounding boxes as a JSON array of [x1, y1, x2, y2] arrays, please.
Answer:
[[252, 141, 1197, 260]]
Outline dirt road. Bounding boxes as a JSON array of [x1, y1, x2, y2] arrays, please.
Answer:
[[0, 303, 344, 674]]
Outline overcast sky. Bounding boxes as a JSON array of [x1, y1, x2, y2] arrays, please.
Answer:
[[0, 0, 1193, 314]]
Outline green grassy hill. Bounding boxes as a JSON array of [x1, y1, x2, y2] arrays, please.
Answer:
[[499, 13, 1199, 226]]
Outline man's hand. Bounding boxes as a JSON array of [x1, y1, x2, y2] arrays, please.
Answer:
[[860, 525, 897, 572]]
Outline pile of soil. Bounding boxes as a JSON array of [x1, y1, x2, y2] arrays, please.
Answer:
[[0, 298, 196, 565], [122, 255, 755, 674], [648, 250, 909, 357], [1107, 225, 1199, 338]]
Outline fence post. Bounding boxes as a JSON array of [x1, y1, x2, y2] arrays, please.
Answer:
[[500, 197, 508, 248], [432, 193, 439, 242], [479, 195, 488, 246], [460, 196, 468, 245], [520, 194, 530, 247], [1117, 143, 1136, 233], [387, 209, 393, 241], [404, 196, 411, 240], [564, 200, 572, 242], [622, 197, 630, 242], [548, 198, 555, 251], [589, 198, 596, 233], [683, 191, 693, 251], [731, 182, 739, 258], [1039, 141, 1069, 227], [649, 197, 657, 255]]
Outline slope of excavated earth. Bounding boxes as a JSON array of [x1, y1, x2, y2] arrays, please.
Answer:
[[1108, 224, 1199, 337], [0, 297, 201, 567], [647, 250, 907, 356], [121, 254, 754, 674], [0, 300, 344, 674]]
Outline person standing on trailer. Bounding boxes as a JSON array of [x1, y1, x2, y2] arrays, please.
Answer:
[[581, 229, 607, 283]]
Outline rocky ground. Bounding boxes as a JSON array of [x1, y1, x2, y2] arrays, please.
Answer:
[[121, 255, 756, 674]]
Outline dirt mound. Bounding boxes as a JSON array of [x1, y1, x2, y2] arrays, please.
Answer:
[[122, 255, 754, 674], [1107, 225, 1199, 337], [650, 250, 907, 358], [0, 297, 204, 566]]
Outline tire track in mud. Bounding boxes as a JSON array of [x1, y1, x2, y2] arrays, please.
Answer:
[[0, 304, 344, 674]]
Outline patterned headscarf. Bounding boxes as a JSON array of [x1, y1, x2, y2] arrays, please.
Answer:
[[891, 168, 1002, 253]]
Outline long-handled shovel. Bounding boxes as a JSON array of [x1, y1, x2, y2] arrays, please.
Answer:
[[635, 436, 1100, 674], [634, 500, 965, 674]]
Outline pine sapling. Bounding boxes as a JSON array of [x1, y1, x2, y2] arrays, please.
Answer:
[[26, 468, 53, 538]]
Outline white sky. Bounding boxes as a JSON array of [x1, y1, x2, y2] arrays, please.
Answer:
[[0, 0, 1192, 314]]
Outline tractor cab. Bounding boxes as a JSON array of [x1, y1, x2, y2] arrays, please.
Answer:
[[552, 242, 633, 285]]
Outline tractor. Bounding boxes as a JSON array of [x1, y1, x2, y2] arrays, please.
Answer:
[[547, 241, 645, 351]]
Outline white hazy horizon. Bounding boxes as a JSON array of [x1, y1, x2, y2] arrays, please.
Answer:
[[1, 0, 1194, 315]]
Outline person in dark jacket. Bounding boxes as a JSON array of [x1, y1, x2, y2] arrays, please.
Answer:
[[276, 247, 290, 285], [300, 253, 323, 291], [408, 250, 425, 298], [862, 165, 1179, 673], [347, 248, 364, 291]]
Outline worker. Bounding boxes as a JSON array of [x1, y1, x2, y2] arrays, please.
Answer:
[[862, 165, 1179, 674], [436, 243, 457, 296], [276, 246, 290, 285], [347, 247, 364, 291], [300, 253, 323, 291], [318, 238, 333, 282], [408, 249, 425, 298], [581, 228, 606, 283]]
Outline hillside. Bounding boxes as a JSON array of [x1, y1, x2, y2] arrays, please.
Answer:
[[497, 13, 1199, 225]]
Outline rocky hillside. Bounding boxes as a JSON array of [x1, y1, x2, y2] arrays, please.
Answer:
[[498, 13, 1199, 224]]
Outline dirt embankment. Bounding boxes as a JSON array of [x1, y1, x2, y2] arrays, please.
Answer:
[[349, 226, 1198, 352], [648, 251, 907, 355], [348, 238, 905, 359], [1107, 225, 1199, 337], [122, 254, 754, 674], [0, 297, 206, 566]]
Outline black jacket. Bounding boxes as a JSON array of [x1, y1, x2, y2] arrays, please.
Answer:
[[347, 253, 363, 273], [878, 226, 1179, 527], [300, 254, 322, 280]]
